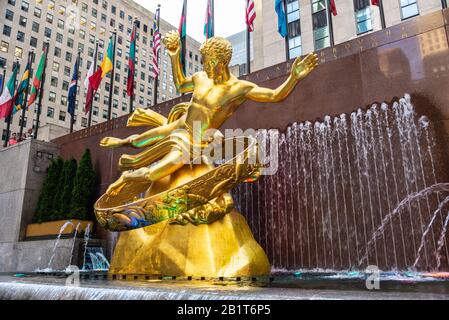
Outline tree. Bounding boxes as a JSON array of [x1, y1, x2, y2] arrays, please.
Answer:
[[70, 149, 96, 220], [53, 158, 77, 219], [33, 157, 64, 223]]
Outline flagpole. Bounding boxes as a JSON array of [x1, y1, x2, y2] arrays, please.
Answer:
[[327, 0, 335, 47], [4, 60, 20, 148], [19, 50, 35, 138], [107, 29, 117, 121], [34, 39, 50, 140], [153, 4, 161, 107], [70, 50, 81, 133], [246, 27, 251, 74], [88, 40, 99, 127], [129, 19, 137, 114], [181, 0, 187, 75], [282, 0, 290, 60], [379, 0, 386, 29], [442, 0, 448, 9], [211, 0, 215, 36]]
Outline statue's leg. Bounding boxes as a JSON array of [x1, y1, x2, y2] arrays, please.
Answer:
[[106, 148, 185, 196], [101, 119, 180, 149]]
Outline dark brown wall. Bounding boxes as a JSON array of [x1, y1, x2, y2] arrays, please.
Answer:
[[53, 9, 449, 271]]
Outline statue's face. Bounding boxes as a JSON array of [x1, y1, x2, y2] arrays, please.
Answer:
[[203, 54, 223, 80]]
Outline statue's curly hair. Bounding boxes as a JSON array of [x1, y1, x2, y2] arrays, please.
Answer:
[[200, 37, 233, 66]]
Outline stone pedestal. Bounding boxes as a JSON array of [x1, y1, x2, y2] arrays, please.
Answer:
[[109, 210, 271, 277]]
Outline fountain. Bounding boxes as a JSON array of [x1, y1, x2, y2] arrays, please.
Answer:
[[233, 94, 449, 272]]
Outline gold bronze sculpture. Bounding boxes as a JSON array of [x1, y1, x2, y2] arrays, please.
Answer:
[[95, 31, 318, 277]]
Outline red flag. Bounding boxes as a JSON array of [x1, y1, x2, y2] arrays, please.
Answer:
[[371, 0, 380, 6], [329, 0, 337, 16]]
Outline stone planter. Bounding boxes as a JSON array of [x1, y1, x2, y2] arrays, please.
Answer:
[[25, 220, 93, 239]]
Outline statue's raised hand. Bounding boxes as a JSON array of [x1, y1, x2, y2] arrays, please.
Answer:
[[291, 53, 319, 81], [163, 31, 181, 56]]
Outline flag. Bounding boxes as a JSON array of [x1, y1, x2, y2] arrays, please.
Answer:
[[84, 61, 95, 114], [90, 37, 114, 91], [150, 7, 161, 79], [246, 0, 256, 32], [329, 0, 337, 16], [68, 56, 79, 118], [127, 23, 137, 97], [275, 0, 287, 38], [179, 0, 187, 73], [13, 61, 31, 114], [371, 0, 380, 6], [204, 0, 214, 39], [28, 48, 47, 107], [0, 65, 19, 119]]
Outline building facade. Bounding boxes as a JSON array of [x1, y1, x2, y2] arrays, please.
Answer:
[[227, 30, 254, 77], [252, 0, 444, 71], [0, 0, 202, 142]]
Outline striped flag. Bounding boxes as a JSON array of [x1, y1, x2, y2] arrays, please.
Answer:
[[150, 7, 161, 79], [84, 37, 114, 113], [28, 48, 47, 107], [246, 0, 256, 32], [0, 64, 19, 119], [204, 0, 214, 39], [68, 55, 79, 118], [179, 0, 187, 73], [84, 60, 95, 114], [127, 22, 137, 97], [13, 61, 32, 114]]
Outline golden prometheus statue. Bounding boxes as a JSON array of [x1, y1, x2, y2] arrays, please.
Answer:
[[95, 31, 318, 277]]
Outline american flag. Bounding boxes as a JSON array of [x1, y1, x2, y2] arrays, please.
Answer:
[[245, 0, 256, 32], [150, 7, 161, 79]]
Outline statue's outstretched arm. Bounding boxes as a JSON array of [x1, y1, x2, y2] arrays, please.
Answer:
[[246, 53, 318, 103], [163, 31, 194, 93]]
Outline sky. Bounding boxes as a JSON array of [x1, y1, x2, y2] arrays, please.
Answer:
[[134, 0, 247, 42]]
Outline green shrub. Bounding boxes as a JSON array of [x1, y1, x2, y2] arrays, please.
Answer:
[[33, 157, 64, 223], [70, 149, 96, 220], [53, 158, 77, 219]]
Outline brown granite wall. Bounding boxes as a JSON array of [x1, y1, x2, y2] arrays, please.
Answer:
[[53, 10, 449, 271]]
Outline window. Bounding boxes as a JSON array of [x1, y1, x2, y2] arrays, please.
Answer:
[[44, 27, 52, 38], [21, 0, 29, 12], [354, 0, 373, 34], [60, 97, 67, 107], [32, 22, 39, 33], [58, 19, 64, 29], [287, 0, 301, 58], [34, 7, 41, 18], [8, 0, 16, 5], [51, 76, 58, 87], [102, 109, 108, 119], [19, 16, 27, 27], [46, 13, 54, 24], [59, 111, 66, 121], [49, 92, 56, 103], [400, 0, 419, 20], [47, 107, 54, 118], [15, 47, 23, 58], [0, 41, 9, 53], [93, 106, 99, 116], [54, 47, 61, 57], [52, 62, 60, 72], [17, 31, 25, 42], [6, 10, 14, 21], [56, 33, 63, 43], [19, 116, 27, 127], [30, 37, 37, 48], [3, 25, 12, 37], [81, 117, 87, 127], [312, 0, 330, 50]]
